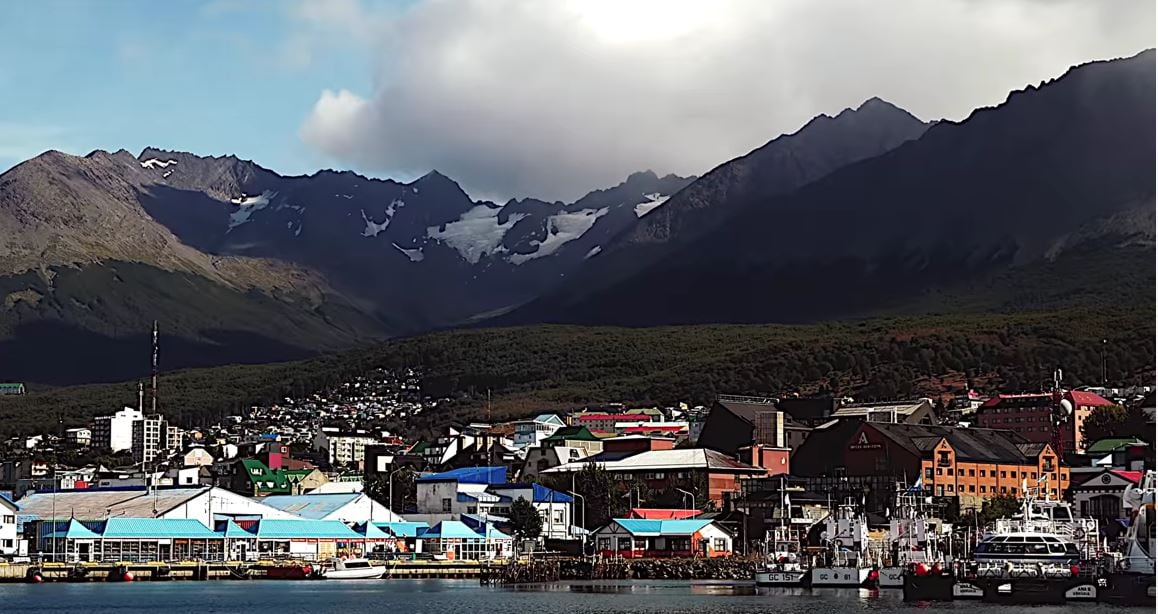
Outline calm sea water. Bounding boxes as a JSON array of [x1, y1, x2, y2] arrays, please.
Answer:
[[0, 579, 1127, 613]]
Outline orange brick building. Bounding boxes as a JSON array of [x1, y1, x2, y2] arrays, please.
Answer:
[[792, 421, 1069, 511]]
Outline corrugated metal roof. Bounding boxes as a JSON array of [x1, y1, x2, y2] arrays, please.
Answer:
[[16, 487, 209, 520], [102, 518, 220, 539], [374, 522, 428, 538], [251, 519, 361, 539], [260, 493, 360, 519], [612, 519, 713, 535], [417, 466, 506, 484]]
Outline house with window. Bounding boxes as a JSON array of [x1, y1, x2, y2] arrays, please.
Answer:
[[412, 467, 575, 538], [0, 494, 20, 557], [591, 519, 733, 558], [512, 414, 566, 448], [216, 459, 292, 497], [487, 484, 573, 540], [541, 426, 605, 454], [418, 520, 513, 561], [1069, 468, 1144, 528]]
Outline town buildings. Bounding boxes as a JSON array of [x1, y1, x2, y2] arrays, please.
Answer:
[[591, 519, 733, 558], [976, 390, 1115, 455], [0, 494, 19, 557], [313, 427, 381, 467], [544, 448, 766, 506]]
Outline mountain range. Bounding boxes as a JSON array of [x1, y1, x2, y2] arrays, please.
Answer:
[[0, 50, 1152, 384]]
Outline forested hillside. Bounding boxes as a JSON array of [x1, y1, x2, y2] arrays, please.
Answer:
[[1, 306, 1151, 438]]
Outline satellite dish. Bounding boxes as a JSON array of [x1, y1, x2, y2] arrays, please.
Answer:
[[1059, 399, 1074, 416]]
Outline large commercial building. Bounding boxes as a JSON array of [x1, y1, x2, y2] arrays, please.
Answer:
[[792, 420, 1070, 511]]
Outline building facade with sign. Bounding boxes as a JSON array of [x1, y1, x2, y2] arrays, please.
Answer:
[[792, 421, 1069, 510]]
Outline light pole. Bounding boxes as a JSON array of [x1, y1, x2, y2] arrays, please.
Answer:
[[566, 490, 586, 534], [675, 488, 694, 511]]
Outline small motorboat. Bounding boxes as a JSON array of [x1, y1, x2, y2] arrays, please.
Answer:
[[322, 557, 386, 580]]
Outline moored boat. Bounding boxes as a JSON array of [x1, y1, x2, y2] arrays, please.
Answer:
[[321, 557, 386, 580]]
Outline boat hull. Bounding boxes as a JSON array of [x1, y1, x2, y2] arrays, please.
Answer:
[[755, 570, 808, 587], [322, 567, 386, 580], [810, 567, 873, 588], [878, 567, 905, 588]]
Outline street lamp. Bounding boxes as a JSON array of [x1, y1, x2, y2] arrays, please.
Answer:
[[565, 490, 586, 533], [675, 488, 694, 511]]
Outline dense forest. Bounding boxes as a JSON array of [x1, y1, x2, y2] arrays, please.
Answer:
[[0, 306, 1152, 439]]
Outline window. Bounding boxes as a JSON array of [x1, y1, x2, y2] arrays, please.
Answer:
[[2, 515, 13, 524], [1, 539, 10, 548], [442, 498, 452, 512], [713, 538, 727, 552], [937, 451, 950, 466], [947, 485, 954, 493], [597, 537, 611, 551], [958, 469, 965, 476], [968, 485, 975, 493], [936, 468, 943, 476], [989, 470, 996, 478], [1001, 471, 1007, 478], [1001, 487, 1008, 494], [1031, 472, 1037, 479], [925, 468, 933, 479], [1021, 472, 1027, 479], [979, 485, 986, 493], [968, 469, 975, 477]]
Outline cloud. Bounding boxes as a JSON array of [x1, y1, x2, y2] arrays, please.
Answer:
[[299, 0, 1155, 201]]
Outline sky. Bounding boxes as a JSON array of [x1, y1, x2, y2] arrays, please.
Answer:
[[1, 0, 1153, 202]]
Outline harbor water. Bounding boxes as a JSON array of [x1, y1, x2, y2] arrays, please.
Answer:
[[0, 579, 1140, 613]]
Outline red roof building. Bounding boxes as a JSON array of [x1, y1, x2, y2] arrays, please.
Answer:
[[976, 390, 1115, 455], [629, 508, 700, 520]]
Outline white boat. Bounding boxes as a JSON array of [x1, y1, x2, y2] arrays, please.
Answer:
[[322, 557, 386, 580], [809, 501, 874, 587], [880, 483, 943, 588], [753, 481, 814, 588]]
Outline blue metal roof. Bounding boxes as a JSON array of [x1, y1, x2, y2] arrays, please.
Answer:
[[260, 493, 361, 519], [355, 522, 392, 539], [488, 483, 573, 503], [250, 519, 362, 539], [417, 466, 506, 484], [612, 519, 713, 536], [374, 521, 428, 538], [43, 519, 102, 539], [102, 518, 220, 539]]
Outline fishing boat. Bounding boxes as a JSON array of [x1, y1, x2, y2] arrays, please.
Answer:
[[754, 526, 808, 587], [879, 482, 943, 588], [321, 557, 386, 580], [808, 500, 876, 588]]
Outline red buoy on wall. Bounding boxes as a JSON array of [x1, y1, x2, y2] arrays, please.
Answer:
[[122, 572, 135, 582]]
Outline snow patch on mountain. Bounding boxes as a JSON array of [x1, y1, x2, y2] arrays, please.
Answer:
[[585, 245, 602, 259], [360, 199, 404, 237], [633, 193, 670, 217], [509, 208, 609, 265], [427, 205, 527, 264], [393, 243, 425, 262], [227, 191, 276, 230], [140, 158, 176, 169]]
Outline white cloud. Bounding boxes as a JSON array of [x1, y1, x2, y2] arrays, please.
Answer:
[[299, 0, 1156, 201]]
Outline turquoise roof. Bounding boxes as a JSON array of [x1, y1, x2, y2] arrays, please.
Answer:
[[355, 522, 392, 539], [44, 519, 101, 539], [422, 520, 485, 539], [250, 519, 361, 539], [102, 518, 220, 539], [375, 521, 428, 538], [217, 520, 256, 538], [612, 519, 712, 536]]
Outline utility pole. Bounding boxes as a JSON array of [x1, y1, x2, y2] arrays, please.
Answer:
[[1102, 339, 1108, 386]]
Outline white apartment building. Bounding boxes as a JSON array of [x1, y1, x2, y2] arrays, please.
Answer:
[[313, 427, 378, 467], [132, 414, 169, 465], [92, 407, 144, 453]]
